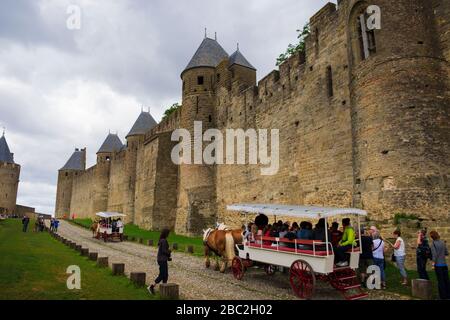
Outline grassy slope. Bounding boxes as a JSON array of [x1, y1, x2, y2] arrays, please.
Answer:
[[72, 218, 204, 256], [0, 219, 157, 300]]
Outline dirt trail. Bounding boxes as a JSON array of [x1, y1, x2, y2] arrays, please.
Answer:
[[54, 221, 408, 300]]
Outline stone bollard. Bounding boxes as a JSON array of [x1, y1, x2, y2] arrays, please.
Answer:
[[139, 238, 144, 244], [81, 248, 89, 257], [70, 242, 77, 249], [186, 245, 194, 254], [123, 235, 128, 241], [160, 283, 179, 299], [97, 257, 109, 268], [172, 243, 178, 250], [112, 263, 125, 276], [89, 252, 98, 261], [147, 239, 154, 246], [412, 279, 432, 300], [130, 272, 146, 287], [75, 245, 82, 252], [131, 237, 136, 242], [62, 238, 67, 244]]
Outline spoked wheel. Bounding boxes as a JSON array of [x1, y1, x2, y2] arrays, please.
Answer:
[[264, 264, 277, 276], [289, 260, 316, 299], [231, 257, 244, 280]]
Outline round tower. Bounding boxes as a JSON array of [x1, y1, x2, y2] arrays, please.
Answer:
[[0, 133, 20, 215], [176, 36, 228, 235], [347, 0, 450, 221], [55, 148, 86, 218], [125, 111, 157, 224]]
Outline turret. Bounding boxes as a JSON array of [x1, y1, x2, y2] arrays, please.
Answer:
[[176, 36, 228, 235], [0, 133, 20, 215], [228, 46, 257, 89], [125, 111, 157, 223], [93, 133, 123, 214], [55, 148, 86, 218], [347, 0, 450, 221]]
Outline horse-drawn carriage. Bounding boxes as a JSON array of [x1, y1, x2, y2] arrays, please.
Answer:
[[94, 212, 126, 242], [227, 204, 369, 300]]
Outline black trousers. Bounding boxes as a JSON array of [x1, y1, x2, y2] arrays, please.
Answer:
[[416, 255, 429, 280], [335, 245, 352, 263], [155, 261, 168, 284], [22, 223, 28, 232], [435, 266, 450, 300]]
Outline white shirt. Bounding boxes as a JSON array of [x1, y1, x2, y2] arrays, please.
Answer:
[[372, 239, 385, 259], [394, 237, 406, 257]]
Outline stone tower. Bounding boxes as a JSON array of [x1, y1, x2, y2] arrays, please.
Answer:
[[175, 36, 229, 235], [55, 148, 86, 218], [346, 0, 450, 220], [0, 132, 20, 215], [125, 111, 157, 222], [94, 133, 123, 214]]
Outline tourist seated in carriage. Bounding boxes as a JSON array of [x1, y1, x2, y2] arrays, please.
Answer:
[[329, 222, 343, 247], [335, 218, 357, 267]]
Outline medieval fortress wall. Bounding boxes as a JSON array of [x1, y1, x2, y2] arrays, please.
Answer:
[[56, 0, 450, 236]]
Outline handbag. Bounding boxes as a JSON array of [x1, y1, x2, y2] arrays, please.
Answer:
[[391, 253, 396, 262]]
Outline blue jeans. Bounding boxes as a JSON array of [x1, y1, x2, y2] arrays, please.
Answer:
[[395, 255, 407, 278], [373, 258, 385, 282]]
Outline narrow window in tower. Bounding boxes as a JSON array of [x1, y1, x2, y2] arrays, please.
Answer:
[[327, 66, 333, 97], [315, 28, 319, 55], [208, 115, 212, 123], [197, 76, 204, 85], [217, 73, 221, 83], [358, 13, 376, 60], [196, 96, 199, 114], [65, 172, 68, 177], [106, 156, 110, 161], [5, 194, 8, 199]]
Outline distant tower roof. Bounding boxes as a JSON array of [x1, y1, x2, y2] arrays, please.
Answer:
[[126, 111, 158, 138], [229, 48, 256, 70], [182, 37, 229, 77], [97, 133, 124, 154], [0, 133, 14, 164], [60, 149, 85, 171]]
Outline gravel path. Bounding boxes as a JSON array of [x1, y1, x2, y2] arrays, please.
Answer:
[[53, 221, 409, 300]]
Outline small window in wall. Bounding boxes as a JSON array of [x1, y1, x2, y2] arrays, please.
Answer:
[[197, 76, 204, 85], [5, 194, 8, 199], [106, 156, 111, 161], [196, 96, 199, 114], [208, 115, 212, 122], [217, 74, 221, 82], [65, 172, 68, 177], [326, 66, 333, 97]]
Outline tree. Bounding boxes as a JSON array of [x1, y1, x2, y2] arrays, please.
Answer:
[[162, 103, 181, 120], [276, 23, 310, 66]]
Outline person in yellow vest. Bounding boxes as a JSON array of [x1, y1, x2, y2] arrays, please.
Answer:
[[335, 218, 356, 267]]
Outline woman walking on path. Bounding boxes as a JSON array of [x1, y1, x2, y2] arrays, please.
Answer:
[[430, 231, 450, 300], [148, 229, 172, 294], [392, 230, 408, 286]]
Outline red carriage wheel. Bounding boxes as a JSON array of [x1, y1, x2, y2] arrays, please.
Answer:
[[264, 264, 276, 276], [289, 260, 316, 299], [231, 257, 244, 280]]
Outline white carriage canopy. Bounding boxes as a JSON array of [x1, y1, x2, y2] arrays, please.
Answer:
[[95, 212, 127, 219], [226, 204, 367, 219]]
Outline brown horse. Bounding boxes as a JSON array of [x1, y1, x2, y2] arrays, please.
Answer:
[[203, 225, 243, 273], [90, 221, 98, 238]]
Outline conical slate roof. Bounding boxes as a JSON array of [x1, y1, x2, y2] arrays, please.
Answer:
[[60, 149, 85, 171], [126, 111, 157, 138], [0, 134, 14, 164], [97, 133, 124, 154], [229, 49, 256, 70], [182, 37, 229, 76]]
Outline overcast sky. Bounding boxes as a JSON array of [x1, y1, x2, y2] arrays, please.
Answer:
[[0, 0, 334, 215]]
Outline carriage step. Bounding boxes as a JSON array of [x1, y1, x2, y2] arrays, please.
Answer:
[[345, 292, 369, 300], [342, 284, 361, 290], [336, 275, 357, 281]]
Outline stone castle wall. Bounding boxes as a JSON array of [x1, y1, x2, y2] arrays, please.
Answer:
[[56, 0, 450, 235]]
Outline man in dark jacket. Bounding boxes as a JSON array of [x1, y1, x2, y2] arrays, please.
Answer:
[[22, 216, 30, 232], [148, 229, 172, 294]]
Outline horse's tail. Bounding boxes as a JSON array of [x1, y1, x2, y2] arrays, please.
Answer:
[[225, 232, 235, 262]]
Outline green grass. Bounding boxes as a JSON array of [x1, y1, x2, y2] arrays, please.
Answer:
[[383, 261, 448, 299], [0, 219, 158, 300], [71, 218, 204, 256]]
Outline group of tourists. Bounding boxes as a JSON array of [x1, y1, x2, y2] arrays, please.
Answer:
[[244, 214, 449, 299]]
